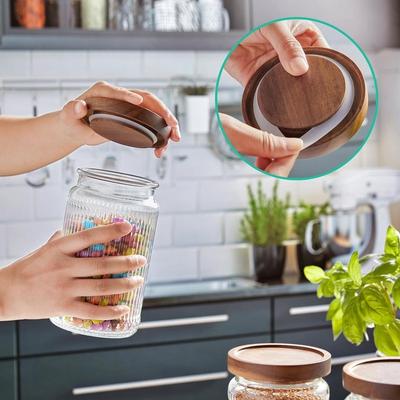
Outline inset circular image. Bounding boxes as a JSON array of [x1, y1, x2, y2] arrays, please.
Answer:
[[216, 17, 378, 179]]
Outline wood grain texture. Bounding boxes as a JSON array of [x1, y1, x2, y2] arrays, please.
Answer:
[[257, 56, 345, 136], [242, 47, 368, 159], [84, 97, 169, 149]]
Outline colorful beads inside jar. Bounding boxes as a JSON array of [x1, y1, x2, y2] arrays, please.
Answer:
[[62, 215, 151, 335]]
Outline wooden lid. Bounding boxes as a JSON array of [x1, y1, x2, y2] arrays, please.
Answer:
[[227, 343, 331, 384], [84, 97, 170, 149], [343, 357, 400, 399], [257, 55, 346, 136], [242, 47, 368, 158]]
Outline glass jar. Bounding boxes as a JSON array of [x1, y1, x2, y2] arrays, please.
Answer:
[[50, 168, 159, 338], [343, 357, 400, 400], [81, 0, 107, 30], [109, 0, 138, 30], [227, 343, 331, 400]]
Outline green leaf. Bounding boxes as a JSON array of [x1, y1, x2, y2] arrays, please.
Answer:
[[304, 266, 326, 284], [384, 225, 400, 257], [374, 320, 400, 356], [360, 284, 395, 325], [369, 261, 398, 277], [393, 278, 400, 309], [332, 307, 343, 340], [347, 251, 362, 286], [317, 279, 334, 298], [342, 297, 365, 345], [326, 298, 341, 320]]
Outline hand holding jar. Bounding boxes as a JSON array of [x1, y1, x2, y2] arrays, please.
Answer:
[[0, 222, 145, 321]]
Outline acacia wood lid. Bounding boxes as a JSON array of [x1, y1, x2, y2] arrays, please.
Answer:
[[242, 47, 368, 158], [227, 343, 331, 384], [343, 357, 400, 399], [84, 97, 170, 149]]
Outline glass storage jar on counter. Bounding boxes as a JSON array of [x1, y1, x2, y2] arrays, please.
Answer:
[[50, 168, 159, 338], [343, 357, 400, 400], [227, 343, 331, 400]]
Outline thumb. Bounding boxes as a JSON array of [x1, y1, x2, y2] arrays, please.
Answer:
[[62, 99, 87, 121], [220, 113, 303, 158], [262, 22, 309, 76]]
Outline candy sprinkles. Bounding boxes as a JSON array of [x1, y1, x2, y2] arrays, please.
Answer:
[[50, 168, 159, 338], [63, 215, 151, 334]]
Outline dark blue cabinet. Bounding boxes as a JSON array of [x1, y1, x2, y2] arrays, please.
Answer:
[[0, 360, 17, 400], [0, 322, 16, 359]]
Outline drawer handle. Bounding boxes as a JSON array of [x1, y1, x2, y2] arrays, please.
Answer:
[[72, 371, 229, 395], [331, 353, 376, 366], [139, 314, 229, 329], [71, 314, 229, 335], [289, 304, 330, 316]]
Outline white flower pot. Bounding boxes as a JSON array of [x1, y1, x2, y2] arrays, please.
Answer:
[[185, 95, 210, 134]]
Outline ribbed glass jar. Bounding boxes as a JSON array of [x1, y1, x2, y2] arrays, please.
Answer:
[[228, 376, 330, 400], [50, 168, 159, 338]]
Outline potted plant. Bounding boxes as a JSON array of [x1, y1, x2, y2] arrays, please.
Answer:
[[292, 201, 331, 278], [241, 181, 290, 282], [305, 225, 400, 356], [181, 85, 210, 135]]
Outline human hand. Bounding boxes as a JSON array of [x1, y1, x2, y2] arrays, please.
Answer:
[[226, 20, 329, 86], [0, 222, 146, 321], [220, 113, 303, 177], [58, 81, 180, 158]]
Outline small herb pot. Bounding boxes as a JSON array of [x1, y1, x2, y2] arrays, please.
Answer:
[[253, 244, 286, 282], [296, 243, 326, 279]]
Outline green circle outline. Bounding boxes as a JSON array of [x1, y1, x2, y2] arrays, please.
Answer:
[[215, 16, 379, 181]]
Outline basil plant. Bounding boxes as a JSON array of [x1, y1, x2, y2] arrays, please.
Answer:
[[305, 226, 400, 356]]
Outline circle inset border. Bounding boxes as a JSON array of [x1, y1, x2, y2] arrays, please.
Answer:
[[215, 16, 379, 181]]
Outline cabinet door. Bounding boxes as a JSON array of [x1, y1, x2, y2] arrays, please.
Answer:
[[0, 322, 16, 358], [274, 294, 330, 331], [0, 360, 17, 400], [20, 299, 271, 355], [275, 328, 376, 400], [20, 334, 270, 400]]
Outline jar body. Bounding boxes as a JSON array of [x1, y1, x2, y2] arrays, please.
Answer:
[[50, 169, 159, 338], [345, 395, 369, 400], [81, 0, 107, 30], [228, 376, 330, 400]]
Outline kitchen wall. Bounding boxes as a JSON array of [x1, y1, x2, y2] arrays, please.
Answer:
[[0, 48, 381, 282]]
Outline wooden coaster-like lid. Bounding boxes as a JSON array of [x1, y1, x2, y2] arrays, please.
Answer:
[[257, 56, 346, 137], [84, 97, 170, 149], [343, 357, 400, 399], [227, 343, 331, 384], [242, 47, 368, 158]]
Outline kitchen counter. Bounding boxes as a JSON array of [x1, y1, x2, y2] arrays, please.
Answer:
[[143, 274, 316, 307]]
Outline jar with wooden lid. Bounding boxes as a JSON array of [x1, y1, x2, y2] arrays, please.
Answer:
[[227, 343, 331, 400], [343, 357, 400, 400]]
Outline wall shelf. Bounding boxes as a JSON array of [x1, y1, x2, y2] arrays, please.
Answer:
[[0, 0, 251, 51]]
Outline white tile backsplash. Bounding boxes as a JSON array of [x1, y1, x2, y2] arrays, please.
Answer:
[[149, 247, 198, 283], [0, 187, 35, 222], [34, 186, 68, 220], [156, 181, 198, 213], [174, 213, 223, 246], [3, 91, 34, 116], [88, 51, 142, 79], [142, 51, 196, 79], [224, 212, 244, 244], [0, 225, 6, 259], [0, 51, 31, 79], [6, 220, 62, 258], [154, 215, 173, 248], [199, 244, 252, 278], [31, 51, 89, 79]]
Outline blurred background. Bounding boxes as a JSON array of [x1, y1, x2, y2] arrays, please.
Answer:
[[0, 1, 400, 400]]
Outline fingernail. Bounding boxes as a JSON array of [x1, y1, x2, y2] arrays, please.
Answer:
[[129, 276, 144, 285], [132, 255, 147, 267], [115, 221, 132, 233], [286, 138, 304, 152], [115, 305, 130, 314], [74, 100, 86, 114], [289, 57, 309, 76]]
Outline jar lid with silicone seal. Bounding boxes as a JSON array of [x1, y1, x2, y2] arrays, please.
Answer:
[[83, 97, 170, 149], [227, 343, 331, 399], [242, 47, 368, 159], [343, 357, 400, 400]]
